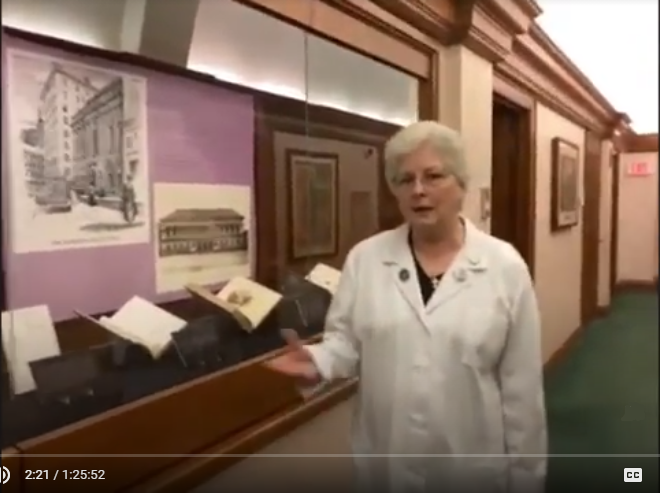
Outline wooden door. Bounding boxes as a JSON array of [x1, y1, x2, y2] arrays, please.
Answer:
[[491, 101, 519, 245], [581, 131, 602, 324], [490, 96, 535, 275]]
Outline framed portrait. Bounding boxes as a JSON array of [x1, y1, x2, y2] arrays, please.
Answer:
[[285, 150, 339, 259], [551, 137, 580, 231]]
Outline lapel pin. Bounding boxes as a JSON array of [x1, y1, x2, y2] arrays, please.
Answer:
[[399, 269, 410, 282]]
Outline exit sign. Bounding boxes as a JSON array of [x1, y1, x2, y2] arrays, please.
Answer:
[[627, 161, 654, 177]]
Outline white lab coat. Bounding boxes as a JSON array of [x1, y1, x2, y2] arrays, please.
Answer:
[[305, 220, 547, 493]]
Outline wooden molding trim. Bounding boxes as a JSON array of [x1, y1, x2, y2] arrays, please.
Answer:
[[621, 133, 659, 154], [493, 71, 534, 110], [611, 130, 658, 154], [129, 380, 357, 493], [236, 0, 435, 78], [463, 1, 515, 62], [369, 0, 458, 46], [614, 279, 658, 292]]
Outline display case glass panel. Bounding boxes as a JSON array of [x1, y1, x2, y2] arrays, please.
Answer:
[[1, 1, 419, 472]]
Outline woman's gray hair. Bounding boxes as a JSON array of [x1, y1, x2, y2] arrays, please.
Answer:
[[384, 121, 469, 188]]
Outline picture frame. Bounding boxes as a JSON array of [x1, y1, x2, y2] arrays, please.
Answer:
[[550, 137, 581, 231], [285, 149, 339, 259]]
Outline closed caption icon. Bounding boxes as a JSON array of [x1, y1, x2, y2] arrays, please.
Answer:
[[624, 468, 642, 482]]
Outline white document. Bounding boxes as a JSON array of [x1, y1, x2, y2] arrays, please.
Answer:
[[1, 305, 61, 394], [305, 263, 342, 295], [216, 277, 282, 331], [107, 296, 187, 357]]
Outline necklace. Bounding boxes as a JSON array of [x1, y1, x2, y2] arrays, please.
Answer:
[[431, 276, 442, 289]]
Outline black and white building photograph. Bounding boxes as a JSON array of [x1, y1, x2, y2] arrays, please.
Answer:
[[5, 49, 150, 253], [154, 183, 252, 294]]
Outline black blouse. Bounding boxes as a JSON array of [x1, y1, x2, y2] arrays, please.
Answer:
[[409, 234, 444, 305]]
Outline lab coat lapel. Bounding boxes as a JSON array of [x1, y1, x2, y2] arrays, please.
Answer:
[[425, 219, 488, 315], [382, 225, 427, 329]]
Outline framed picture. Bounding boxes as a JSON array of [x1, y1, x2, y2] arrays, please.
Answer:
[[551, 137, 580, 231], [285, 150, 339, 259]]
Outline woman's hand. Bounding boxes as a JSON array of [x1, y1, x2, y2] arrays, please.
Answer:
[[263, 329, 321, 384]]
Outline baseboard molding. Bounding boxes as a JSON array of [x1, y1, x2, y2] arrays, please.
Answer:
[[543, 324, 586, 374], [614, 279, 658, 292], [131, 281, 657, 492], [595, 304, 610, 317]]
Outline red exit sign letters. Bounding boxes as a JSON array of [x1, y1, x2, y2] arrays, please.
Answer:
[[626, 161, 654, 177]]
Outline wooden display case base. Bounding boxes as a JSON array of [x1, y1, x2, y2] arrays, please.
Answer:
[[129, 379, 357, 493], [12, 337, 331, 493]]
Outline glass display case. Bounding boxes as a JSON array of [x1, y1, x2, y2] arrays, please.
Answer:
[[1, 1, 419, 489]]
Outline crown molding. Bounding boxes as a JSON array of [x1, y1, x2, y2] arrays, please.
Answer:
[[369, 0, 458, 45], [368, 0, 625, 135]]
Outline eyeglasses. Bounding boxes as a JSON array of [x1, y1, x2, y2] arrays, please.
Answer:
[[392, 171, 449, 190]]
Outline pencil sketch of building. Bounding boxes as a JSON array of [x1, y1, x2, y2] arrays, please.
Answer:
[[5, 49, 150, 253], [21, 124, 46, 197], [154, 184, 252, 294], [157, 208, 249, 257]]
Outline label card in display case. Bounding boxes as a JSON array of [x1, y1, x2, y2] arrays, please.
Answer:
[[75, 296, 187, 359], [305, 263, 342, 295], [1, 305, 61, 394], [186, 278, 282, 333]]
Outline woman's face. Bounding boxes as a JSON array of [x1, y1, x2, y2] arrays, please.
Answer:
[[391, 143, 465, 229]]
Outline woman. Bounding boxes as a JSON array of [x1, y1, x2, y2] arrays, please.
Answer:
[[265, 121, 547, 493]]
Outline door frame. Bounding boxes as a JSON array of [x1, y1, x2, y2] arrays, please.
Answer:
[[492, 76, 537, 278], [609, 151, 620, 293], [580, 131, 603, 324]]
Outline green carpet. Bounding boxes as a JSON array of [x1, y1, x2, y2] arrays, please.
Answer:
[[545, 292, 658, 490]]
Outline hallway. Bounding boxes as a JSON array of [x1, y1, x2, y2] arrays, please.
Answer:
[[546, 291, 658, 489]]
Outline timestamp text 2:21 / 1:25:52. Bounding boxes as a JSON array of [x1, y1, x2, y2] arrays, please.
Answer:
[[25, 470, 105, 480]]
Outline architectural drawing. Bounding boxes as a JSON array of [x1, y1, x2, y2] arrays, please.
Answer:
[[5, 49, 150, 253], [154, 183, 252, 294]]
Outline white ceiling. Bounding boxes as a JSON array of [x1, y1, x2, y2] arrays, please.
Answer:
[[537, 0, 659, 133]]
